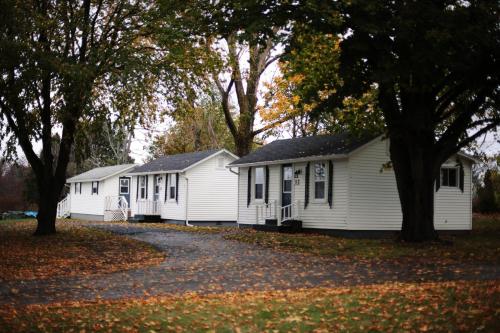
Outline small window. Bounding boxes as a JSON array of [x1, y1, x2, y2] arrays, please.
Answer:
[[441, 167, 458, 187], [314, 162, 326, 199], [92, 181, 99, 195], [255, 167, 264, 200], [283, 166, 292, 193], [75, 182, 81, 194], [169, 174, 176, 200], [139, 176, 147, 199], [120, 178, 129, 194]]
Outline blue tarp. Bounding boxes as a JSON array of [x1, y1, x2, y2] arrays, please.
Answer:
[[24, 211, 38, 217]]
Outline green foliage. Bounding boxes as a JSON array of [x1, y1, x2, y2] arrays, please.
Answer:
[[149, 95, 234, 158]]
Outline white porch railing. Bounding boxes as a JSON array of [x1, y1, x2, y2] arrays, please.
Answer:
[[136, 199, 161, 216], [104, 196, 129, 221], [255, 200, 300, 226], [256, 200, 277, 224], [56, 196, 70, 218], [280, 200, 300, 226]]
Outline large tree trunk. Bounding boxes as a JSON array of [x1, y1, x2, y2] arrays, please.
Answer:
[[34, 179, 59, 235], [235, 134, 253, 157], [389, 135, 439, 242]]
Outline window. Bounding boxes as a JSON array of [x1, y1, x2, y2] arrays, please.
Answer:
[[75, 182, 81, 194], [139, 176, 147, 199], [120, 178, 129, 194], [92, 181, 99, 195], [255, 167, 264, 200], [314, 162, 326, 199], [169, 174, 176, 200], [154, 175, 163, 201], [283, 166, 292, 193], [441, 167, 458, 187]]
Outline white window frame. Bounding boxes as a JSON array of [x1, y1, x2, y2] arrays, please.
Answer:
[[440, 166, 459, 188], [119, 178, 130, 195], [168, 174, 176, 201], [75, 182, 81, 194], [282, 165, 293, 195], [312, 162, 327, 202], [139, 176, 147, 199], [254, 167, 265, 202], [91, 181, 99, 195], [154, 175, 163, 201]]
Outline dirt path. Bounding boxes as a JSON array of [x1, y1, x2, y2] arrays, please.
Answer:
[[1, 224, 498, 306]]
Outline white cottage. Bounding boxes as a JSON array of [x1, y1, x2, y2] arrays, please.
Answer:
[[59, 164, 137, 221], [228, 134, 475, 233], [127, 149, 238, 225]]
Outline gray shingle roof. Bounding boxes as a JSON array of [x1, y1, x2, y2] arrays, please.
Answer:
[[131, 149, 221, 174], [67, 164, 136, 182], [229, 133, 376, 166]]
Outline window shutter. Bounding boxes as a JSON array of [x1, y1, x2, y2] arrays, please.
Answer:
[[96, 181, 99, 195], [145, 176, 149, 199], [91, 182, 93, 195], [136, 177, 139, 200], [74, 183, 77, 194], [175, 173, 179, 203], [304, 163, 310, 209], [265, 165, 269, 204], [165, 173, 168, 202], [80, 182, 81, 194], [328, 160, 333, 208], [459, 163, 465, 193], [247, 167, 252, 207]]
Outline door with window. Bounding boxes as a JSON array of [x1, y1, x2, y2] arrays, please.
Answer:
[[119, 177, 130, 206], [282, 164, 293, 219], [154, 175, 163, 201]]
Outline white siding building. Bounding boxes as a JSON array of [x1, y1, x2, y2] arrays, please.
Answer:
[[60, 164, 136, 221], [229, 134, 474, 232], [127, 149, 238, 225]]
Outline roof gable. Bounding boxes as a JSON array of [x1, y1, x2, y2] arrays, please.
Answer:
[[229, 133, 376, 167]]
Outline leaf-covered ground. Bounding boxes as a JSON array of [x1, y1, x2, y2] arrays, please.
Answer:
[[222, 214, 500, 263], [0, 220, 165, 281], [0, 280, 498, 332]]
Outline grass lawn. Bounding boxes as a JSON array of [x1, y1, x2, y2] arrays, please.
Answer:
[[221, 214, 500, 263], [0, 219, 165, 281], [0, 280, 497, 332]]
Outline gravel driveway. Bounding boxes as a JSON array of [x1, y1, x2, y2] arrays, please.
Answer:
[[1, 224, 498, 306]]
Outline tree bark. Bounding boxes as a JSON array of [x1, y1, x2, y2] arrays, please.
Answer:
[[34, 178, 59, 235], [389, 134, 439, 242]]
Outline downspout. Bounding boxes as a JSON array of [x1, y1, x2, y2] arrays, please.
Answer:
[[183, 173, 193, 227]]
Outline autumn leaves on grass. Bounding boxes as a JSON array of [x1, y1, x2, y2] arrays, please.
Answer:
[[1, 280, 498, 332], [0, 220, 165, 281]]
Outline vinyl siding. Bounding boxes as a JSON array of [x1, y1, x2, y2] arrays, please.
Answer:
[[184, 152, 238, 221], [129, 152, 238, 222], [237, 165, 281, 224], [295, 160, 349, 229], [161, 174, 186, 221], [237, 161, 349, 228], [348, 137, 472, 230], [69, 173, 122, 217], [434, 159, 472, 230]]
